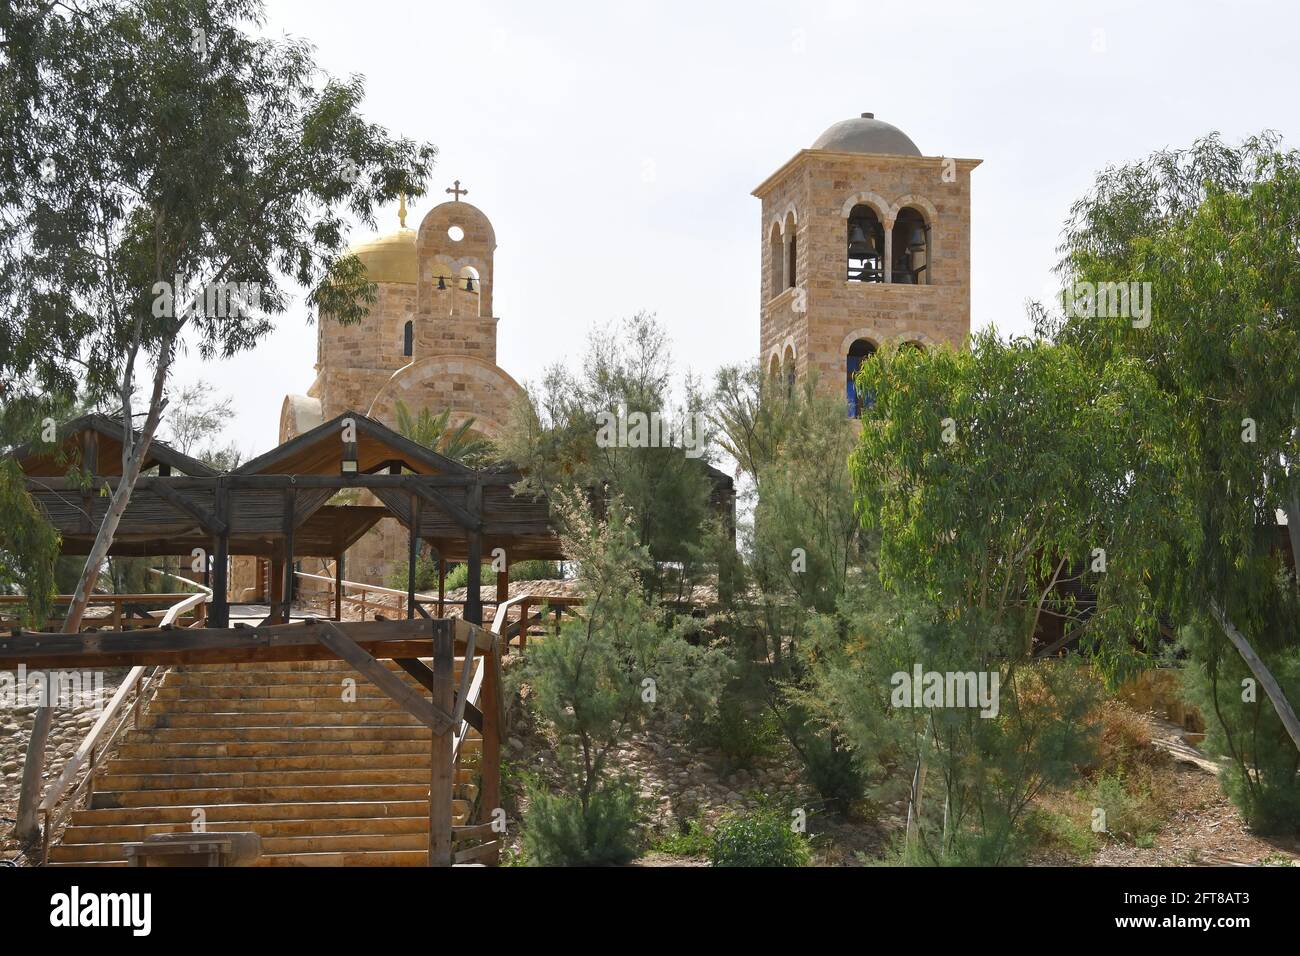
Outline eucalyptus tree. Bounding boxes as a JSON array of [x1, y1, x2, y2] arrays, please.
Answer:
[[0, 0, 436, 845], [850, 331, 1183, 674], [1051, 133, 1300, 755]]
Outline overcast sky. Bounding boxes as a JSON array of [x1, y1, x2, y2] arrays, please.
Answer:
[[169, 0, 1300, 458]]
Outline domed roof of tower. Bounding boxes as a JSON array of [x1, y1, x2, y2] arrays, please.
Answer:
[[811, 113, 921, 156], [345, 194, 417, 284], [347, 227, 417, 284]]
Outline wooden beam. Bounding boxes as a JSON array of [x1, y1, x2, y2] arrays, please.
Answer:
[[0, 618, 469, 669], [282, 487, 296, 623], [333, 553, 344, 622], [394, 657, 433, 692], [153, 484, 226, 534], [465, 481, 483, 625], [405, 477, 478, 531], [310, 620, 453, 734], [407, 494, 420, 620], [429, 626, 454, 867], [210, 481, 230, 627]]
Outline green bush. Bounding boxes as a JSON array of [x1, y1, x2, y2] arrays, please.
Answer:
[[1087, 773, 1165, 844], [654, 819, 713, 858], [710, 807, 810, 867], [521, 780, 642, 866], [692, 684, 782, 771]]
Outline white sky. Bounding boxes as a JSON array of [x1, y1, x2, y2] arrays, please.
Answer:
[[169, 0, 1300, 459]]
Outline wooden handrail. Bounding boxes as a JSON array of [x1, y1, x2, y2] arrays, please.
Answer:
[[35, 589, 209, 861]]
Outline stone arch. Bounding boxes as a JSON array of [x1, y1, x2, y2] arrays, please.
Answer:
[[838, 328, 886, 358], [783, 209, 798, 290], [840, 190, 893, 224], [888, 194, 939, 225], [369, 354, 526, 441]]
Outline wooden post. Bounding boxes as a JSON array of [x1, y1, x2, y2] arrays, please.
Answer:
[[282, 488, 296, 623], [210, 481, 230, 628], [480, 642, 502, 864], [495, 565, 509, 620], [429, 624, 454, 867], [465, 481, 483, 626], [333, 553, 344, 622], [437, 556, 446, 618], [407, 495, 420, 620], [269, 557, 285, 624]]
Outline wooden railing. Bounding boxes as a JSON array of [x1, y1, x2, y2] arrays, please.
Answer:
[[35, 588, 210, 863], [0, 590, 208, 632], [295, 570, 512, 621], [490, 593, 584, 654]]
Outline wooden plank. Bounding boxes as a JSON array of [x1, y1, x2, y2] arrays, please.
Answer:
[[454, 841, 500, 864], [429, 626, 454, 867], [479, 642, 502, 848], [394, 657, 434, 692], [311, 620, 453, 733], [0, 618, 468, 668]]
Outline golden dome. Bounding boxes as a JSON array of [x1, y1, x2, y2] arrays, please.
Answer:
[[348, 226, 417, 284]]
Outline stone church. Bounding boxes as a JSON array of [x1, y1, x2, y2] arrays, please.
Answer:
[[281, 112, 977, 587], [278, 187, 526, 584]]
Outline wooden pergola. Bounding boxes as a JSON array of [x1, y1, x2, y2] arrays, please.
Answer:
[[16, 410, 565, 627]]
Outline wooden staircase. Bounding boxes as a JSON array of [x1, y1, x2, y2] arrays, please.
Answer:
[[47, 657, 481, 866]]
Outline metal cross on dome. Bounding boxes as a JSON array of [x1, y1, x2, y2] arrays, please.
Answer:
[[446, 180, 468, 201]]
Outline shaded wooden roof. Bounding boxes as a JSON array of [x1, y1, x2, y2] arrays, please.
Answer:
[[13, 414, 218, 477], [235, 410, 475, 477]]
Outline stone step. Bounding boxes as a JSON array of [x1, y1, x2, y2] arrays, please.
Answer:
[[99, 767, 437, 790], [129, 725, 433, 744], [71, 799, 432, 827], [182, 658, 468, 674], [106, 753, 456, 774], [163, 669, 463, 690], [116, 738, 434, 759], [89, 783, 461, 809], [153, 697, 417, 714], [147, 711, 425, 728], [61, 815, 433, 845], [49, 830, 438, 863], [255, 850, 431, 866]]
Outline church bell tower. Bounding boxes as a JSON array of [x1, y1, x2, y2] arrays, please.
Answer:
[[753, 113, 980, 416]]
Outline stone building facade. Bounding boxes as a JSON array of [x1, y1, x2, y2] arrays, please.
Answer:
[[754, 113, 980, 414], [277, 193, 526, 587]]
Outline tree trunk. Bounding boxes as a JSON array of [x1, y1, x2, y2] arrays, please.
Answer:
[[1209, 599, 1300, 754], [14, 333, 173, 849]]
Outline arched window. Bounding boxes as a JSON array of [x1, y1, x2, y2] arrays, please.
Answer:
[[402, 320, 413, 357], [783, 345, 796, 394], [846, 339, 877, 418], [768, 354, 781, 379], [891, 207, 930, 285], [784, 212, 797, 290], [847, 205, 885, 283]]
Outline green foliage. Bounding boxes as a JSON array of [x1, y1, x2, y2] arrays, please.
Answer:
[[1181, 618, 1300, 833], [0, 456, 59, 625], [499, 312, 719, 604], [516, 494, 726, 862], [691, 679, 783, 771], [393, 400, 494, 467], [806, 581, 1100, 865], [710, 807, 811, 867], [653, 819, 713, 858], [850, 331, 1180, 670], [0, 0, 437, 410], [521, 779, 643, 867], [1087, 774, 1165, 845], [1052, 130, 1300, 804], [710, 362, 869, 810]]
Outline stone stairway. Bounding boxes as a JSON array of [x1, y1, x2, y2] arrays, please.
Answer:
[[48, 658, 480, 866]]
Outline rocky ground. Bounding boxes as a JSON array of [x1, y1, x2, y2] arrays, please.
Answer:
[[1, 668, 128, 865]]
